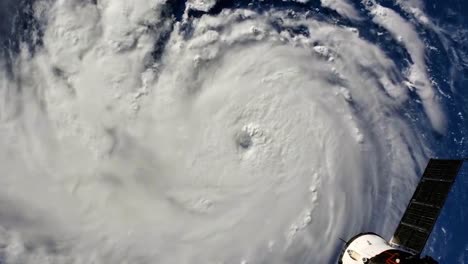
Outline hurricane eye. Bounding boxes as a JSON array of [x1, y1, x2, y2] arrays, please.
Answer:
[[236, 131, 253, 149]]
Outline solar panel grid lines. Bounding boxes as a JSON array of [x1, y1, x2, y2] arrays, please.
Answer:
[[390, 159, 464, 254]]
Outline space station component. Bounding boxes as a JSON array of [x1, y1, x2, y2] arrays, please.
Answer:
[[338, 159, 464, 264]]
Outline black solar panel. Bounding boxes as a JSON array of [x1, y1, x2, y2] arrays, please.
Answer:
[[391, 159, 463, 254]]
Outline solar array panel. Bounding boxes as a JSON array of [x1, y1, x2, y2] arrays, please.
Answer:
[[390, 159, 463, 254]]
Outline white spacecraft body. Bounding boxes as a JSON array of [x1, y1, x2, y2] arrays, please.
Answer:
[[339, 232, 420, 264], [339, 159, 465, 264], [340, 233, 394, 264]]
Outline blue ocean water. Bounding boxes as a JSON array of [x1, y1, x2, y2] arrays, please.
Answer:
[[0, 0, 466, 263], [421, 1, 468, 263]]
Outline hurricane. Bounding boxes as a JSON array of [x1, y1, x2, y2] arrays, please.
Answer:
[[0, 0, 466, 263]]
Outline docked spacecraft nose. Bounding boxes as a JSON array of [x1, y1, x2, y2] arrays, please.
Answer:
[[339, 232, 394, 264]]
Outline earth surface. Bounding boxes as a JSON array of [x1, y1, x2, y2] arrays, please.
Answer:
[[0, 0, 467, 263]]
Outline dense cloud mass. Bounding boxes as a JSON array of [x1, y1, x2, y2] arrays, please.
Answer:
[[0, 0, 449, 263]]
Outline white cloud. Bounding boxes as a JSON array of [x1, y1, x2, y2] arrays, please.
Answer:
[[364, 0, 446, 133], [0, 1, 435, 264], [187, 0, 217, 12], [320, 0, 362, 21]]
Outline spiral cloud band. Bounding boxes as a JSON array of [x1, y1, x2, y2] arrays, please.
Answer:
[[0, 0, 442, 263]]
